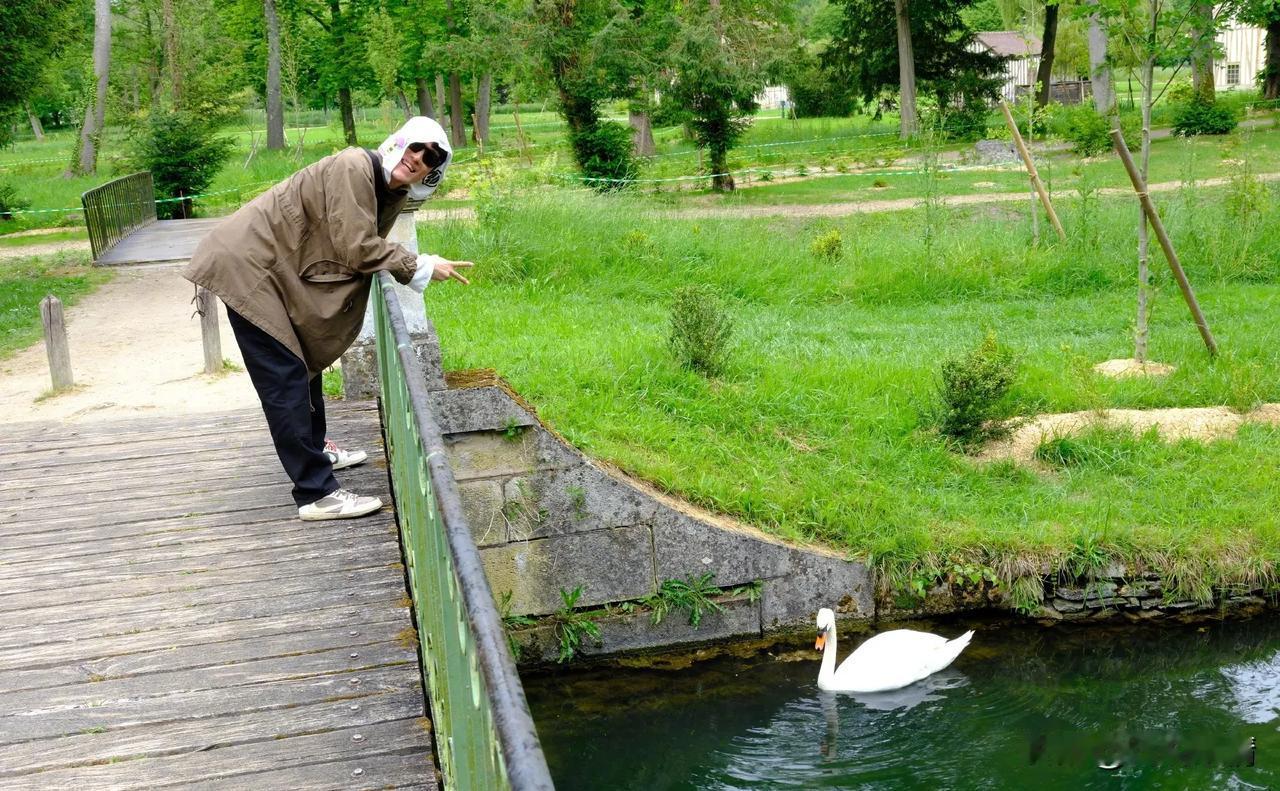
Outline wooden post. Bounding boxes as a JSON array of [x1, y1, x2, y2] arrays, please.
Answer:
[[998, 99, 1066, 241], [40, 295, 73, 390], [1110, 129, 1218, 357], [197, 287, 222, 374]]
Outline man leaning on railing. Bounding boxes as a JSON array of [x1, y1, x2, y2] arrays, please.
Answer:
[[183, 117, 473, 521]]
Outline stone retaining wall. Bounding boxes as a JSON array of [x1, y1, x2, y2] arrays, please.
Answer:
[[424, 374, 872, 663]]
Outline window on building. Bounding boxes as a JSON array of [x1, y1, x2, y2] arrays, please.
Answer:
[[1227, 64, 1241, 86]]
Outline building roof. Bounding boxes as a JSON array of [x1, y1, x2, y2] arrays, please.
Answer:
[[975, 31, 1041, 57]]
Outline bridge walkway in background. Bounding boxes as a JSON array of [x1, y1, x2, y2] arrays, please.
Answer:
[[0, 401, 437, 789], [94, 217, 223, 266]]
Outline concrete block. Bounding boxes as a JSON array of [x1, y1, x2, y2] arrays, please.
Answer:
[[481, 525, 655, 616], [444, 428, 579, 482], [430, 386, 539, 435], [340, 342, 378, 400], [651, 509, 791, 589], [515, 596, 761, 664], [503, 465, 659, 539], [759, 549, 872, 631], [456, 479, 508, 547]]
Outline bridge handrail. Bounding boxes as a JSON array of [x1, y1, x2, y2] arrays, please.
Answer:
[[373, 272, 555, 791], [80, 172, 157, 261]]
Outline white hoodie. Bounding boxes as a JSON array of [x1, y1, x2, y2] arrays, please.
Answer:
[[376, 116, 453, 201]]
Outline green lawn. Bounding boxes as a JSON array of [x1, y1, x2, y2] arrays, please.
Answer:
[[419, 185, 1280, 605], [0, 251, 112, 360]]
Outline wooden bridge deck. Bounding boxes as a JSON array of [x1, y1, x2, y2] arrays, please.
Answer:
[[96, 218, 223, 266], [0, 401, 437, 789]]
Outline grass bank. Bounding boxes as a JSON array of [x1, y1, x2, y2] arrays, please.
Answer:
[[0, 251, 112, 360], [419, 184, 1280, 608]]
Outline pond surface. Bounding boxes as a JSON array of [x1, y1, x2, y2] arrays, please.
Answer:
[[524, 615, 1280, 790]]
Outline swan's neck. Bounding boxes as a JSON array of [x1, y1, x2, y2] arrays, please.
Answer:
[[818, 626, 837, 688]]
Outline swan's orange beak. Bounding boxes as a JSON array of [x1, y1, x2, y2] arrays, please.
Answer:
[[815, 633, 826, 650]]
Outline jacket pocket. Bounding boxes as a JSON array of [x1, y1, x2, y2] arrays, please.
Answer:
[[300, 259, 358, 283]]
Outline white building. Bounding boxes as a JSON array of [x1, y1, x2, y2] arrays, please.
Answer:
[[754, 85, 790, 110], [1215, 22, 1266, 91], [971, 31, 1040, 103]]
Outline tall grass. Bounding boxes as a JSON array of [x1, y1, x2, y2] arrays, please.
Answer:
[[420, 185, 1280, 599]]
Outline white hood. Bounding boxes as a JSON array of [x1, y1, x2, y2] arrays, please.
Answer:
[[377, 116, 453, 200]]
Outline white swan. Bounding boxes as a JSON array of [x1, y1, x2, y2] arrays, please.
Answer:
[[814, 607, 973, 693]]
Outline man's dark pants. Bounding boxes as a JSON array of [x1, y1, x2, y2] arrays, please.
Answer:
[[226, 306, 339, 507]]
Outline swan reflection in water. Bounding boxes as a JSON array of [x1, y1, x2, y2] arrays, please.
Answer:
[[820, 669, 969, 759]]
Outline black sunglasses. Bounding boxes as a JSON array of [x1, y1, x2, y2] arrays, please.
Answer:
[[407, 141, 446, 168]]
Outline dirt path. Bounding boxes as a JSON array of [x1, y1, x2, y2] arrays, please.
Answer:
[[0, 239, 92, 260], [418, 171, 1280, 223], [0, 264, 257, 424]]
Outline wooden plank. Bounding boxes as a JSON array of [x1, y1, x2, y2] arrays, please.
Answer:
[[184, 752, 437, 791], [0, 519, 398, 593], [0, 597, 408, 674], [0, 665, 414, 745], [0, 538, 403, 613], [0, 504, 302, 549], [0, 689, 424, 777], [0, 612, 411, 694], [91, 217, 223, 267], [0, 516, 392, 576], [0, 718, 429, 790], [0, 565, 403, 640], [0, 639, 417, 717]]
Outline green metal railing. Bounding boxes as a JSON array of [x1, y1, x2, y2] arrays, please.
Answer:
[[373, 273, 555, 791], [80, 172, 156, 261]]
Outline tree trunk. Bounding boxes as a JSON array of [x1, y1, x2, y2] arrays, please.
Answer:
[[710, 143, 734, 192], [1035, 4, 1059, 109], [629, 109, 655, 156], [338, 85, 357, 145], [264, 0, 285, 149], [162, 0, 183, 107], [1136, 12, 1155, 364], [73, 0, 112, 176], [1190, 0, 1215, 104], [447, 73, 466, 147], [416, 76, 435, 118], [25, 103, 44, 141], [894, 0, 918, 139], [1086, 0, 1115, 117], [435, 74, 447, 127], [1266, 21, 1280, 101], [474, 73, 491, 144], [396, 89, 412, 120]]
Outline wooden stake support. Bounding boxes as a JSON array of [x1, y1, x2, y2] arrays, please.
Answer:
[[998, 99, 1066, 241], [1110, 129, 1218, 357], [40, 295, 73, 390], [196, 287, 222, 374]]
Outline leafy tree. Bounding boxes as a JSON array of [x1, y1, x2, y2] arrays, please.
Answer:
[[1238, 0, 1280, 99], [129, 112, 234, 219], [0, 0, 78, 144], [826, 0, 1003, 139]]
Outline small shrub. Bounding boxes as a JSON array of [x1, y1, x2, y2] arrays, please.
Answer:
[[872, 178, 889, 189], [935, 332, 1018, 448], [553, 586, 602, 663], [669, 284, 733, 376], [0, 180, 31, 219], [810, 228, 843, 261], [1050, 104, 1137, 157], [1172, 100, 1238, 137], [130, 112, 234, 219], [645, 573, 723, 628], [567, 121, 638, 193], [758, 170, 774, 182]]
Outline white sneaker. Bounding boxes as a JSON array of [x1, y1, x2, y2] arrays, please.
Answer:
[[324, 439, 367, 470], [298, 489, 383, 521]]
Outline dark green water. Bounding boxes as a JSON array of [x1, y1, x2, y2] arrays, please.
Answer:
[[524, 616, 1280, 790]]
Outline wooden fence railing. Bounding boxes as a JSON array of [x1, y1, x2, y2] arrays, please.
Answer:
[[80, 172, 157, 261]]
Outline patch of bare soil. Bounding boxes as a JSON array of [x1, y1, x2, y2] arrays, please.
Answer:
[[0, 239, 92, 261], [1093, 358, 1176, 378], [980, 404, 1280, 465], [0, 264, 258, 424]]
